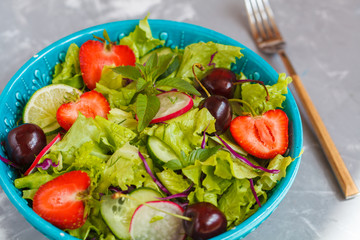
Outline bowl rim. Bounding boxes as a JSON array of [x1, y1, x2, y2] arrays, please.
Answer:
[[0, 19, 303, 240]]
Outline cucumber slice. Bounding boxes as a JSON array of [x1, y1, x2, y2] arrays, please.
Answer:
[[147, 136, 179, 167], [100, 187, 162, 239]]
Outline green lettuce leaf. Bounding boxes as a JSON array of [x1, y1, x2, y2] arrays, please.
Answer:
[[47, 114, 136, 166], [95, 82, 137, 108], [176, 41, 243, 80], [145, 108, 216, 156], [14, 171, 56, 189], [187, 186, 219, 207], [52, 43, 84, 89], [120, 14, 164, 59], [256, 154, 294, 190], [99, 143, 158, 192], [98, 65, 124, 90], [241, 73, 292, 115], [156, 168, 191, 195], [107, 108, 138, 131], [218, 179, 262, 227]]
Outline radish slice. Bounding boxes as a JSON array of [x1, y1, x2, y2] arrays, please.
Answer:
[[130, 201, 186, 240], [150, 91, 193, 124], [24, 133, 61, 176]]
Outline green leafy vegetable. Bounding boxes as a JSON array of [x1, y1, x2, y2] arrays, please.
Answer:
[[256, 154, 293, 190], [98, 65, 124, 90], [176, 41, 243, 81], [52, 43, 84, 89], [99, 143, 158, 192], [156, 77, 200, 96], [46, 114, 136, 166], [14, 171, 56, 189], [145, 108, 216, 156], [136, 94, 160, 132], [95, 82, 137, 108], [112, 65, 142, 80], [120, 14, 164, 58], [241, 73, 292, 115], [156, 168, 191, 195], [165, 146, 221, 170], [107, 108, 138, 131]]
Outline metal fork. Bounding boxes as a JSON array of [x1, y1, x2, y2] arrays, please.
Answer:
[[244, 0, 358, 199]]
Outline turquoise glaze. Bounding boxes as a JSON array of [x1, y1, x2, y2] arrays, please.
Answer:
[[0, 20, 303, 240]]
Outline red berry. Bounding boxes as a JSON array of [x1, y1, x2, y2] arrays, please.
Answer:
[[230, 109, 289, 159], [56, 90, 110, 130], [79, 40, 136, 90], [33, 170, 91, 230]]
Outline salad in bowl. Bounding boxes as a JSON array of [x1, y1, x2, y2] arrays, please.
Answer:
[[0, 16, 302, 240]]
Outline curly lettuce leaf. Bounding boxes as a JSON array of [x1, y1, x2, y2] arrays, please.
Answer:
[[48, 114, 136, 166], [156, 168, 191, 195], [241, 73, 292, 115], [120, 14, 164, 59], [176, 41, 243, 80], [107, 108, 138, 131], [95, 82, 137, 108], [187, 186, 219, 207], [99, 143, 158, 192], [98, 65, 125, 90], [52, 43, 84, 89], [145, 108, 216, 156], [14, 171, 56, 190], [182, 151, 293, 228], [218, 179, 266, 227], [256, 154, 294, 190]]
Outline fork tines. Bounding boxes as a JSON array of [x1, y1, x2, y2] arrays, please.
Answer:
[[245, 0, 285, 51]]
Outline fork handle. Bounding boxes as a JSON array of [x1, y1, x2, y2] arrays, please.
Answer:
[[277, 49, 359, 199]]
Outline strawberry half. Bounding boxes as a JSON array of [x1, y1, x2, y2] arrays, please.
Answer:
[[230, 109, 289, 159], [79, 39, 136, 90], [56, 90, 110, 130], [33, 170, 91, 230]]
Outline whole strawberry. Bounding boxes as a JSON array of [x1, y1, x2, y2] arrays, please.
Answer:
[[33, 170, 91, 230], [79, 30, 136, 90]]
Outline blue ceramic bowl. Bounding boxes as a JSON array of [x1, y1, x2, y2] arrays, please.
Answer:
[[0, 19, 303, 240]]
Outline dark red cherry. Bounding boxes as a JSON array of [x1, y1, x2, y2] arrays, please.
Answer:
[[199, 95, 232, 134], [183, 202, 227, 240], [201, 68, 236, 99], [5, 123, 47, 172]]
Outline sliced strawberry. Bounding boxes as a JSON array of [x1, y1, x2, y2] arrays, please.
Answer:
[[230, 109, 289, 159], [79, 39, 136, 90], [33, 170, 91, 230], [56, 90, 110, 130]]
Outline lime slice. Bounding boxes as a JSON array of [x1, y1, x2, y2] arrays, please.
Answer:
[[23, 84, 82, 134]]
